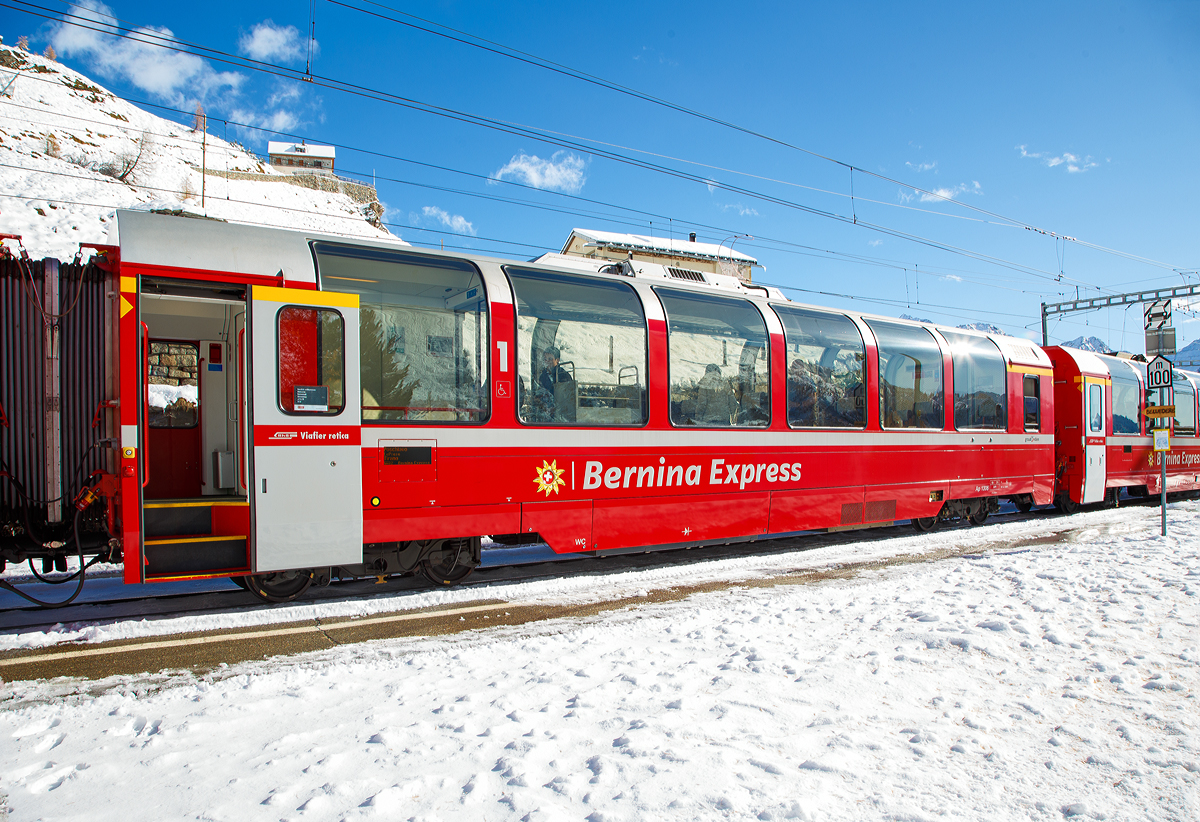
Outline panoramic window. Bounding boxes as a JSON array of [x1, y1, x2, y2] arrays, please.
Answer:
[[772, 306, 865, 428], [507, 267, 647, 426], [1174, 374, 1196, 435], [657, 289, 769, 428], [1106, 358, 1142, 435], [147, 341, 199, 428], [277, 306, 345, 416], [866, 321, 945, 430], [943, 331, 1007, 430], [316, 243, 488, 423]]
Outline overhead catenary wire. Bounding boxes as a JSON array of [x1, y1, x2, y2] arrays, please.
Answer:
[[0, 101, 1080, 298], [3, 0, 1187, 288]]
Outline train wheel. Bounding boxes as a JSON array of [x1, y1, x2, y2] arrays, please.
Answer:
[[1014, 497, 1034, 514], [1055, 495, 1079, 514], [967, 507, 989, 526], [420, 538, 478, 587], [911, 517, 939, 532], [243, 570, 313, 603]]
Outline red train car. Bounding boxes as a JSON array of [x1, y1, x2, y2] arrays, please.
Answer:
[[1045, 346, 1200, 509], [2, 210, 1057, 603]]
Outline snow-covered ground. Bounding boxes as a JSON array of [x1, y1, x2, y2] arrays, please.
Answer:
[[1, 502, 1196, 821], [0, 46, 395, 261]]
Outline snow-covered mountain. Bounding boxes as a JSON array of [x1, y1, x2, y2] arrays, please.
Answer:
[[957, 321, 1004, 335], [0, 44, 395, 260], [1170, 338, 1200, 366], [1060, 335, 1110, 353], [899, 313, 934, 324]]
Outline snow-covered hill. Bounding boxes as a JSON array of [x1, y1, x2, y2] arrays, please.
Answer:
[[0, 44, 396, 260]]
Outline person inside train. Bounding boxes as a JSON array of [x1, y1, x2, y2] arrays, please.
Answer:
[[538, 346, 571, 395], [694, 363, 737, 425], [530, 345, 576, 422]]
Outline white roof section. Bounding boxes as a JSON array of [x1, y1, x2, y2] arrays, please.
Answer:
[[564, 228, 758, 266], [267, 142, 336, 160], [111, 209, 411, 285]]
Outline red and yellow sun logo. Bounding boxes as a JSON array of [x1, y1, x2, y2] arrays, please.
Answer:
[[533, 459, 566, 496]]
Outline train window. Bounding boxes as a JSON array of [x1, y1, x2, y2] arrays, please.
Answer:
[[1087, 384, 1103, 433], [866, 320, 944, 430], [1023, 375, 1040, 431], [507, 268, 648, 426], [772, 306, 865, 428], [277, 306, 345, 416], [147, 341, 199, 428], [314, 243, 489, 424], [942, 332, 1007, 430], [1108, 360, 1142, 435], [656, 289, 769, 428], [1173, 374, 1196, 435]]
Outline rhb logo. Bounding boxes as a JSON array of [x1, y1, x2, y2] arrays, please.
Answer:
[[533, 459, 566, 496], [269, 431, 298, 441]]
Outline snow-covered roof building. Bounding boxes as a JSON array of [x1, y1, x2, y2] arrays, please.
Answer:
[[559, 228, 759, 283], [267, 142, 336, 176]]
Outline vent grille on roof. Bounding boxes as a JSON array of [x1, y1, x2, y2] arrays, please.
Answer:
[[668, 267, 706, 283]]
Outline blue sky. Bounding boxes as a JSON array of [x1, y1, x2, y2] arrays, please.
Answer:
[[8, 0, 1200, 346]]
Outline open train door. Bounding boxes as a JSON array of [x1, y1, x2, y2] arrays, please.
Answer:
[[246, 286, 362, 574], [115, 266, 146, 583]]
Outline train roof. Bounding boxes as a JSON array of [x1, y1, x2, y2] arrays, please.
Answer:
[[112, 209, 1050, 369]]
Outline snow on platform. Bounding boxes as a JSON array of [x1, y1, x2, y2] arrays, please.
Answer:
[[0, 503, 1197, 820]]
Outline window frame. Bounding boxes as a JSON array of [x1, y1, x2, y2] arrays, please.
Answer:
[[1105, 358, 1143, 436], [506, 266, 651, 428], [655, 286, 772, 429], [1087, 383, 1104, 434], [942, 331, 1008, 432], [147, 339, 200, 430], [1023, 375, 1041, 432], [866, 320, 946, 431], [771, 304, 866, 430], [1173, 372, 1197, 436], [276, 304, 346, 417], [315, 243, 491, 426]]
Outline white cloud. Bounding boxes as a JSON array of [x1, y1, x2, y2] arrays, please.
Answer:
[[720, 203, 759, 217], [230, 108, 299, 134], [1018, 145, 1099, 173], [868, 239, 883, 247], [239, 21, 311, 64], [942, 274, 963, 282], [905, 160, 937, 173], [491, 151, 587, 193], [267, 82, 304, 107], [50, 0, 243, 108], [423, 206, 475, 236], [918, 181, 982, 203]]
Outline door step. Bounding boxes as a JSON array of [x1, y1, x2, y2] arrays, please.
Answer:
[[142, 498, 250, 580], [144, 498, 248, 538]]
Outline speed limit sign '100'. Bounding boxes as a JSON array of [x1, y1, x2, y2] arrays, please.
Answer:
[[1148, 357, 1173, 390]]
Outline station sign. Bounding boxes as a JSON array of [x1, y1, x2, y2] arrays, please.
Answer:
[[1144, 405, 1176, 419]]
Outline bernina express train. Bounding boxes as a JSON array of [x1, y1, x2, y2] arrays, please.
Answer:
[[0, 210, 1196, 605]]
